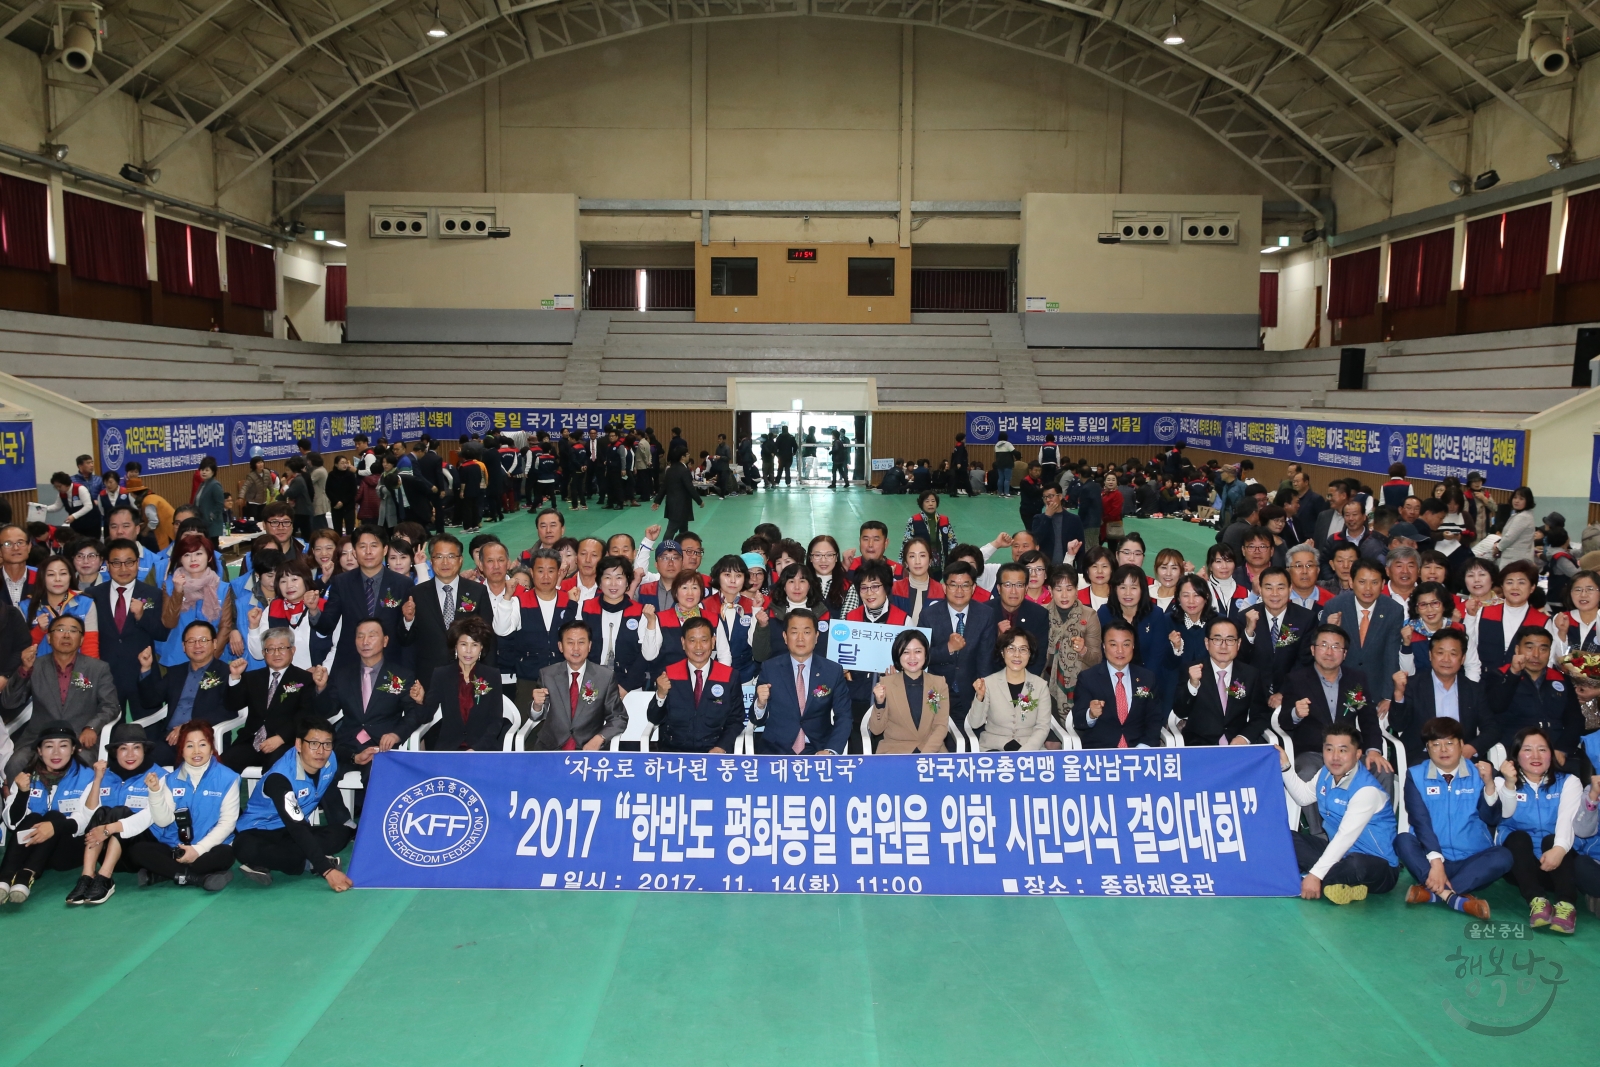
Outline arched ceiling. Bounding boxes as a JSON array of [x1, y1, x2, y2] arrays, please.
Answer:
[[4, 0, 1596, 223]]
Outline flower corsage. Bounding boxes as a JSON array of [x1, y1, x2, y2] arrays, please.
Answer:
[[472, 676, 492, 700], [70, 672, 94, 691], [198, 673, 221, 691], [1133, 685, 1152, 700], [1228, 680, 1247, 700], [378, 672, 406, 695]]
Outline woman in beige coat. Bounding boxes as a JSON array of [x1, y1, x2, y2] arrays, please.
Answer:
[[968, 628, 1052, 751], [868, 630, 950, 754]]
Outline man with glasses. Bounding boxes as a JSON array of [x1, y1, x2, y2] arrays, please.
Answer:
[[221, 627, 316, 773], [1280, 624, 1390, 830], [1285, 544, 1331, 610], [86, 538, 170, 710], [399, 534, 492, 683], [1, 615, 120, 777], [258, 502, 305, 559], [0, 523, 35, 609], [974, 529, 1038, 593], [985, 561, 1049, 675], [136, 620, 243, 765], [235, 718, 355, 891], [1174, 616, 1265, 746], [924, 561, 996, 732]]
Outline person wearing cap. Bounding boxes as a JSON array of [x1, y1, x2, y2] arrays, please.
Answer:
[[0, 720, 96, 905], [635, 538, 685, 611], [1, 615, 120, 779], [69, 721, 157, 904]]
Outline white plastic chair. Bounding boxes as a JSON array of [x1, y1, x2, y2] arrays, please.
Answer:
[[1160, 711, 1187, 748], [861, 715, 968, 754], [403, 709, 443, 751], [610, 690, 656, 751], [1269, 707, 1300, 830], [1377, 711, 1410, 833], [500, 695, 522, 752]]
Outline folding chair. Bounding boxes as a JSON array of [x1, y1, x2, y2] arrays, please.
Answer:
[[1160, 711, 1187, 748], [1269, 707, 1301, 831], [500, 696, 522, 752], [611, 690, 657, 751]]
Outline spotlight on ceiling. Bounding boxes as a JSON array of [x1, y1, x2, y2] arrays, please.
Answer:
[[1448, 178, 1468, 196], [426, 6, 448, 37], [55, 5, 103, 75], [119, 162, 159, 185], [1548, 152, 1572, 171], [1163, 15, 1184, 44], [1473, 169, 1500, 192], [39, 142, 68, 162], [1302, 228, 1321, 244]]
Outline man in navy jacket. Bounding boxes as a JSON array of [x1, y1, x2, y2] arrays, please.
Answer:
[[89, 537, 171, 711], [1484, 626, 1584, 759], [751, 611, 851, 755], [1387, 629, 1491, 763], [310, 525, 412, 665], [136, 620, 240, 764], [1320, 559, 1404, 705], [1073, 619, 1165, 748], [649, 618, 744, 753], [987, 561, 1050, 675], [924, 562, 996, 728]]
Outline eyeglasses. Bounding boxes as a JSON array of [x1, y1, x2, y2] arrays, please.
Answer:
[[0, 539, 26, 548], [301, 739, 334, 752], [1207, 636, 1240, 644], [945, 580, 974, 590], [858, 583, 884, 593], [266, 519, 293, 527], [999, 581, 1026, 590], [1312, 642, 1347, 653], [810, 551, 838, 560]]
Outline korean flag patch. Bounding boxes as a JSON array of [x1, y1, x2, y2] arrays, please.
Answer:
[[626, 617, 639, 631], [1425, 785, 1441, 796], [711, 683, 724, 697]]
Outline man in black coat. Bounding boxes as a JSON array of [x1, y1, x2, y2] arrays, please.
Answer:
[[310, 525, 411, 665], [414, 438, 447, 535], [1387, 629, 1490, 764], [313, 618, 425, 780], [398, 534, 492, 684], [775, 426, 798, 486], [923, 562, 996, 729], [1073, 620, 1165, 748], [1240, 566, 1316, 696], [1277, 624, 1389, 771], [651, 444, 703, 543], [136, 620, 241, 764], [1173, 617, 1266, 745], [220, 626, 316, 772], [1029, 485, 1085, 567], [88, 537, 171, 711], [948, 433, 970, 497]]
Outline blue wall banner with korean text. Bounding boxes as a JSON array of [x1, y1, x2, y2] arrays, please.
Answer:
[[1591, 436, 1600, 505], [99, 407, 646, 475], [0, 421, 35, 493], [348, 747, 1300, 897], [965, 412, 1146, 448]]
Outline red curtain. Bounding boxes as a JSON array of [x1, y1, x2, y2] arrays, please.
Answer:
[[226, 236, 276, 310], [154, 217, 221, 299], [587, 268, 637, 310], [1560, 188, 1600, 285], [64, 192, 147, 288], [0, 174, 50, 272], [1258, 271, 1279, 327], [1386, 229, 1454, 311], [911, 269, 1010, 312], [643, 268, 695, 310], [324, 264, 347, 321], [1464, 202, 1550, 298], [1327, 247, 1380, 320]]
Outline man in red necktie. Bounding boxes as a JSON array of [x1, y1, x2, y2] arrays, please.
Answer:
[[648, 617, 742, 753], [1073, 619, 1164, 748], [529, 620, 628, 751]]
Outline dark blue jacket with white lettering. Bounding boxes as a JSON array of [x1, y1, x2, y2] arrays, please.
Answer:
[[648, 659, 743, 753], [236, 747, 340, 833], [1316, 763, 1398, 865], [152, 758, 242, 847], [1496, 774, 1574, 858], [25, 761, 96, 819], [1402, 762, 1501, 862], [1485, 665, 1583, 756], [581, 596, 651, 691]]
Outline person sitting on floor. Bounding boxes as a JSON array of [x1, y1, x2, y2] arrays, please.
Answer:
[[233, 718, 354, 892], [1279, 721, 1401, 905]]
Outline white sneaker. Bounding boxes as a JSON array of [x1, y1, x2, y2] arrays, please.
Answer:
[[0, 881, 10, 903], [7, 882, 30, 904]]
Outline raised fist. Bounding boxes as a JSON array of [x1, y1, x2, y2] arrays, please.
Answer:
[[128, 596, 145, 619], [973, 678, 987, 701], [1325, 611, 1341, 628], [230, 656, 248, 678], [1188, 663, 1204, 685], [311, 664, 329, 690], [948, 633, 966, 653], [1390, 670, 1407, 699], [531, 687, 549, 708], [172, 571, 187, 592], [755, 682, 772, 708], [20, 644, 36, 671], [656, 672, 672, 697], [994, 532, 1014, 548], [1294, 697, 1311, 718], [247, 607, 263, 628], [645, 524, 662, 541], [1088, 698, 1105, 719], [1168, 630, 1184, 654], [137, 646, 154, 673], [409, 680, 426, 703], [873, 680, 887, 705], [402, 597, 416, 622]]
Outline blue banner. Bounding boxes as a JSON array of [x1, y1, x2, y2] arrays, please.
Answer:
[[965, 412, 1146, 447], [100, 407, 645, 475], [348, 747, 1300, 897], [0, 421, 36, 493]]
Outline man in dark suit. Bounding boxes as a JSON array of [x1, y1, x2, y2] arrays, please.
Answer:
[[948, 433, 970, 497], [1, 616, 120, 777], [310, 525, 411, 665], [752, 610, 852, 754], [1387, 629, 1490, 764], [1029, 486, 1085, 567], [414, 438, 447, 535], [986, 561, 1049, 675], [89, 537, 171, 710], [651, 442, 703, 544], [1241, 566, 1316, 696], [924, 562, 996, 728], [220, 625, 316, 772], [1278, 625, 1392, 833], [399, 533, 491, 683], [1293, 470, 1326, 532], [1173, 617, 1266, 745], [312, 618, 424, 777], [1073, 619, 1165, 748], [529, 621, 629, 750], [648, 617, 743, 752], [1320, 558, 1404, 705], [135, 620, 242, 765]]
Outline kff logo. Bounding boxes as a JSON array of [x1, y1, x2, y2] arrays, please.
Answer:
[[231, 420, 248, 461], [101, 426, 125, 471], [1292, 423, 1306, 458], [319, 417, 332, 449], [1152, 417, 1178, 443], [466, 410, 492, 437], [383, 775, 489, 867], [1387, 431, 1405, 465], [969, 415, 996, 442]]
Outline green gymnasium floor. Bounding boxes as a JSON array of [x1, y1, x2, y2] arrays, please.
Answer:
[[2, 489, 1595, 1067]]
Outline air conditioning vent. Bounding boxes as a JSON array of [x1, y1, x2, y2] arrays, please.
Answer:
[[370, 210, 428, 237]]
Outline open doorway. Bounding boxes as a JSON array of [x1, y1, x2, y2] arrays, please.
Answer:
[[739, 410, 870, 485]]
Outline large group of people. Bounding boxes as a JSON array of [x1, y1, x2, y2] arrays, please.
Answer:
[[2, 430, 1597, 932]]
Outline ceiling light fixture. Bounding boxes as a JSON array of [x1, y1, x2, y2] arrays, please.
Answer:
[[1163, 15, 1184, 44], [1473, 169, 1500, 192], [426, 6, 447, 37], [119, 162, 159, 185], [326, 239, 347, 247]]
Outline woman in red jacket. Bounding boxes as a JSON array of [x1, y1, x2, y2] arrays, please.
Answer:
[[1100, 473, 1125, 545]]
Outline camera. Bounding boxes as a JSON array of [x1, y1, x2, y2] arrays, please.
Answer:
[[172, 807, 193, 859]]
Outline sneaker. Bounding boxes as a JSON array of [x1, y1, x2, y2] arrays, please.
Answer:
[[0, 881, 9, 903], [1588, 895, 1600, 918], [239, 864, 273, 887], [1404, 884, 1432, 905], [7, 878, 32, 905], [85, 875, 115, 905], [1322, 884, 1367, 905], [1460, 896, 1491, 921], [65, 874, 94, 905], [1530, 897, 1554, 928], [202, 870, 233, 893], [1549, 901, 1576, 935]]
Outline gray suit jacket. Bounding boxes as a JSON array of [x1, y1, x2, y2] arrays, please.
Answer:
[[530, 661, 628, 750], [2, 654, 121, 775], [1319, 592, 1404, 704]]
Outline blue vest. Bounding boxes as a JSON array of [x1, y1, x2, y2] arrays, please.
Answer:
[[26, 594, 96, 657], [237, 748, 339, 833], [229, 575, 267, 671], [1498, 775, 1569, 858], [26, 761, 97, 819], [1316, 763, 1398, 865], [1407, 763, 1494, 862], [97, 767, 153, 813], [151, 759, 241, 847]]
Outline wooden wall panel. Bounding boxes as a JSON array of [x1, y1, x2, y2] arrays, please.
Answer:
[[646, 408, 734, 462], [695, 243, 912, 325]]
